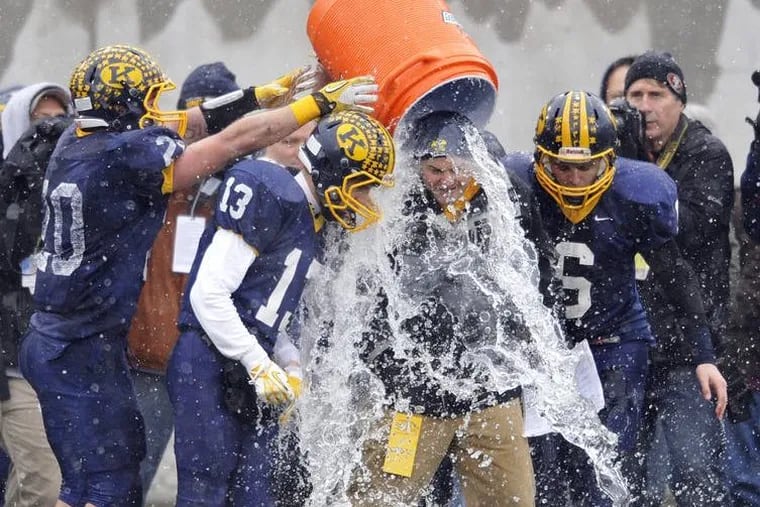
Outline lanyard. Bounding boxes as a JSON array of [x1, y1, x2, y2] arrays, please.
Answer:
[[443, 178, 482, 222], [655, 117, 689, 170], [294, 170, 325, 232]]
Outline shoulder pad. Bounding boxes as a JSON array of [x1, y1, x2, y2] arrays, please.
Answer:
[[611, 157, 677, 207], [501, 151, 535, 186], [227, 158, 305, 205]]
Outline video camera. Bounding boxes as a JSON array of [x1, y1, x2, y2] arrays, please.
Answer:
[[608, 98, 647, 160]]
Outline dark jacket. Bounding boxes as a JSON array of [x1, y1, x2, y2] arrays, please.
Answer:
[[732, 139, 760, 390], [359, 178, 556, 417], [0, 116, 72, 380], [638, 115, 734, 367]]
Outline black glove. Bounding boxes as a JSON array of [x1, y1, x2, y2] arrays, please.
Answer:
[[0, 354, 9, 402], [1, 116, 73, 199]]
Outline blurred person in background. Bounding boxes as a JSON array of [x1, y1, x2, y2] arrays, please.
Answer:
[[599, 55, 637, 105], [0, 81, 73, 506], [729, 68, 760, 506], [624, 50, 730, 506]]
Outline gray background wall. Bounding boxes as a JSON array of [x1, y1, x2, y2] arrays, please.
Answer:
[[1, 0, 758, 183]]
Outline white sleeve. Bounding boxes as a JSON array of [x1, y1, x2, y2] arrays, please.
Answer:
[[273, 331, 301, 377], [189, 227, 269, 371]]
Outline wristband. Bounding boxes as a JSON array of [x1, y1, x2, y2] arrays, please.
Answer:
[[200, 87, 259, 134], [288, 94, 323, 126]]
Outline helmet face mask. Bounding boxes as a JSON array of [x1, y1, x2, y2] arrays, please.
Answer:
[[533, 90, 617, 224], [322, 172, 384, 231], [298, 111, 395, 232], [70, 45, 187, 136], [139, 80, 188, 136]]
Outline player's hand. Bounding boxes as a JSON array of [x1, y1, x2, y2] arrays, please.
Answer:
[[292, 65, 320, 96], [287, 373, 303, 398], [248, 360, 295, 406], [278, 371, 304, 425], [696, 362, 727, 420], [312, 76, 378, 115], [254, 66, 315, 109], [309, 62, 332, 92], [288, 75, 378, 126]]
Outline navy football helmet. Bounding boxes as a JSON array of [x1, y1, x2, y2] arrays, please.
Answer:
[[534, 90, 617, 223], [69, 45, 187, 135], [298, 111, 395, 231]]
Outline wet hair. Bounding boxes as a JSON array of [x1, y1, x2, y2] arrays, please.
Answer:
[[599, 55, 637, 103]]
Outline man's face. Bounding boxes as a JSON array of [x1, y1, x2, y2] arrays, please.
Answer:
[[545, 156, 605, 188], [264, 121, 316, 169], [31, 96, 66, 121], [625, 78, 684, 150], [605, 64, 630, 105], [420, 155, 473, 208]]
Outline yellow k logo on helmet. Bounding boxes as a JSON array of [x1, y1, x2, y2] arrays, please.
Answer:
[[336, 123, 369, 161], [69, 44, 187, 136], [298, 111, 395, 232]]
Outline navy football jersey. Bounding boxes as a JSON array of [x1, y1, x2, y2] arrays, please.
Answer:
[[31, 126, 185, 339], [178, 159, 320, 355], [507, 153, 678, 344]]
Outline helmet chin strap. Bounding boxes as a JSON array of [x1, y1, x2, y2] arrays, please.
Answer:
[[293, 170, 325, 232]]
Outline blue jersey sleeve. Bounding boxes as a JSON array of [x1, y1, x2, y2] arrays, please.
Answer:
[[501, 151, 535, 187], [111, 127, 186, 196], [613, 158, 679, 250]]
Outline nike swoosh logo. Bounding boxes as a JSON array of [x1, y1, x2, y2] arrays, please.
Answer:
[[594, 216, 613, 222], [323, 81, 346, 93]]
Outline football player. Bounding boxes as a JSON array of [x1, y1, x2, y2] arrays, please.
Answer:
[[507, 90, 722, 505], [18, 44, 379, 505], [166, 110, 394, 505]]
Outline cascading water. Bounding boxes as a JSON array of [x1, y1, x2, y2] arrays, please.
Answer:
[[292, 111, 630, 506]]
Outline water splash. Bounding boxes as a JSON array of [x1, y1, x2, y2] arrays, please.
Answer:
[[295, 121, 629, 506]]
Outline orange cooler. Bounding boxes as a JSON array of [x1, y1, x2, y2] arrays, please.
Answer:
[[307, 0, 498, 134]]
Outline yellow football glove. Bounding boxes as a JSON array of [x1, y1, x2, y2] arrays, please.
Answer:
[[248, 360, 295, 406], [289, 76, 378, 126], [278, 373, 304, 425], [287, 374, 303, 398], [254, 66, 318, 109]]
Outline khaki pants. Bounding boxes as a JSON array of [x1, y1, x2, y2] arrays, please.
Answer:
[[349, 399, 535, 507], [1, 377, 61, 506]]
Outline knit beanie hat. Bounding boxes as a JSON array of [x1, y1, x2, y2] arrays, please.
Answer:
[[624, 51, 687, 104], [177, 62, 239, 110]]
